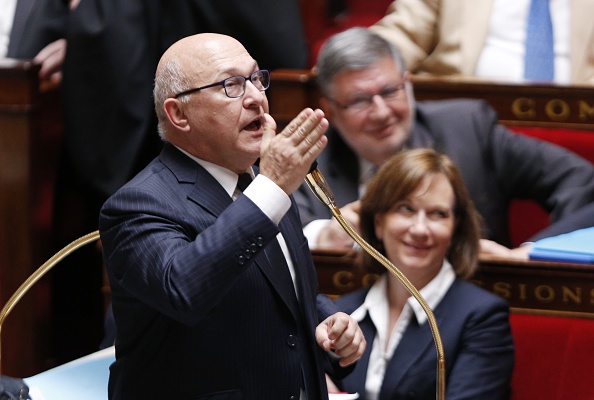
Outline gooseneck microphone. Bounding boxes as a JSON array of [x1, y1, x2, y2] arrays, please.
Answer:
[[305, 166, 446, 400]]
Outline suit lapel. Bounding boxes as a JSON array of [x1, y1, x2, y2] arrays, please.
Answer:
[[161, 146, 303, 318], [259, 231, 301, 318], [381, 309, 446, 398], [327, 129, 362, 204], [160, 144, 233, 216]]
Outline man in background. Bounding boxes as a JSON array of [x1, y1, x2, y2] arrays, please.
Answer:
[[296, 27, 594, 258]]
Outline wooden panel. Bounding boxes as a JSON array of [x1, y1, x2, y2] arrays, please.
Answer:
[[0, 59, 63, 376], [270, 69, 594, 131], [312, 249, 594, 318], [411, 76, 594, 130]]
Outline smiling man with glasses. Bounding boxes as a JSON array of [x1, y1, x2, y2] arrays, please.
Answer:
[[295, 27, 594, 262]]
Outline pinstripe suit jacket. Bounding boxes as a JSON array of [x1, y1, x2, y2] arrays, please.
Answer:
[[100, 143, 341, 400]]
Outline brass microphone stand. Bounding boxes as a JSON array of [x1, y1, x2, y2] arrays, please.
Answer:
[[306, 168, 446, 400]]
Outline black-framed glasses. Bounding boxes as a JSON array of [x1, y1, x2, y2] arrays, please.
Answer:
[[173, 69, 270, 99], [328, 82, 406, 112]]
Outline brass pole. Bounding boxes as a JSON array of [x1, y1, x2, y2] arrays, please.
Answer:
[[0, 230, 101, 375]]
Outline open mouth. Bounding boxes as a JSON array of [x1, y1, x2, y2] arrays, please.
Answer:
[[244, 118, 262, 131]]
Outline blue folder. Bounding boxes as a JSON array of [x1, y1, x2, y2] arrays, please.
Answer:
[[529, 227, 594, 264]]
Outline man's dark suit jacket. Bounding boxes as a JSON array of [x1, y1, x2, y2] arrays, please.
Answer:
[[334, 280, 514, 399], [296, 99, 594, 246], [100, 144, 346, 400]]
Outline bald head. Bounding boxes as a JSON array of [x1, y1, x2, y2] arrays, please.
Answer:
[[153, 33, 256, 139], [157, 33, 247, 81]]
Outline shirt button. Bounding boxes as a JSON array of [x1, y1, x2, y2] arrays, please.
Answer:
[[287, 334, 297, 347]]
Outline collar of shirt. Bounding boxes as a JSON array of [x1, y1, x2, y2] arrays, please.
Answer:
[[351, 259, 456, 327], [173, 145, 290, 225], [174, 146, 248, 198]]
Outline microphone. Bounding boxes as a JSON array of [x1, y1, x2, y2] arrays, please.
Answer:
[[305, 166, 446, 400]]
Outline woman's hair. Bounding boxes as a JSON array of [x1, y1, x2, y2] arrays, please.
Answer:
[[359, 148, 482, 279]]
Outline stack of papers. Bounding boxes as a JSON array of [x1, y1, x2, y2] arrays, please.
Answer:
[[529, 227, 594, 264]]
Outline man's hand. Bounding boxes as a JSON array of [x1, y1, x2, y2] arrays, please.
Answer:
[[318, 201, 361, 248], [33, 39, 67, 84], [479, 239, 531, 260], [316, 312, 365, 367], [259, 108, 328, 195]]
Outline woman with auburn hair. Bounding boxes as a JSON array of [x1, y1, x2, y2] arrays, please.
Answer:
[[328, 148, 514, 399]]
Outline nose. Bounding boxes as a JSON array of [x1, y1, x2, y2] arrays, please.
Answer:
[[243, 80, 266, 108], [409, 212, 429, 236], [369, 94, 391, 118]]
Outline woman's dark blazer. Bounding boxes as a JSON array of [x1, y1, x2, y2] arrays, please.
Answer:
[[333, 279, 514, 400]]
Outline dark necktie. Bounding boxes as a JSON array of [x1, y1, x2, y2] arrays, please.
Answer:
[[237, 173, 252, 192], [524, 0, 555, 81]]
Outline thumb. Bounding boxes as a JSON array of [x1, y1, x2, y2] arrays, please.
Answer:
[[260, 113, 277, 148], [316, 315, 336, 351]]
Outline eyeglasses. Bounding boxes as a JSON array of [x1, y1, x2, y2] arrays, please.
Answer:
[[173, 69, 270, 99], [328, 82, 406, 112]]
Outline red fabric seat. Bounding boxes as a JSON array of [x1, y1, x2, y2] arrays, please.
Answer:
[[510, 313, 594, 400], [306, 0, 393, 66]]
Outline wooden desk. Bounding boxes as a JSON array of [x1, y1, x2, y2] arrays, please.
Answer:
[[0, 59, 63, 376], [270, 69, 594, 131], [312, 249, 594, 318]]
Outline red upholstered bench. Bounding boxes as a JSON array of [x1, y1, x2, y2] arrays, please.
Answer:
[[510, 313, 594, 400]]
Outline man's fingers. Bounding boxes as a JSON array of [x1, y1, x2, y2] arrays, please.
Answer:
[[280, 108, 314, 137], [280, 109, 327, 154]]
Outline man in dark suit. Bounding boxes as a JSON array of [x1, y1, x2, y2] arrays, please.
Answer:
[[9, 0, 312, 364], [99, 33, 365, 400], [296, 27, 594, 257]]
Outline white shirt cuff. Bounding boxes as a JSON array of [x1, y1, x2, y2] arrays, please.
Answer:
[[243, 174, 291, 225]]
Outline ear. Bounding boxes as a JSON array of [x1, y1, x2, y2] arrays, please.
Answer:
[[374, 213, 384, 240], [319, 97, 333, 120], [163, 98, 190, 133]]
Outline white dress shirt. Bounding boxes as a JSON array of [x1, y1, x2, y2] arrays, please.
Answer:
[[475, 0, 570, 83], [350, 261, 456, 400], [0, 0, 18, 58]]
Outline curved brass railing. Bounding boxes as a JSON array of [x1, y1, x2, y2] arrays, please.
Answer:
[[306, 168, 446, 400], [0, 230, 101, 374]]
